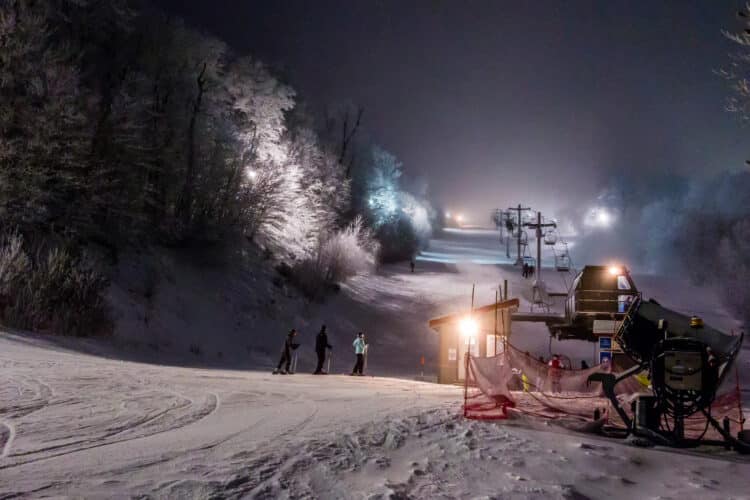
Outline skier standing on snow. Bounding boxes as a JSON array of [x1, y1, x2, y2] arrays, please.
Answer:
[[351, 332, 367, 376], [273, 329, 300, 375], [314, 325, 333, 374]]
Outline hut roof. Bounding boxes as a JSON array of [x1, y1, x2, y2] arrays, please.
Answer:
[[428, 298, 519, 330]]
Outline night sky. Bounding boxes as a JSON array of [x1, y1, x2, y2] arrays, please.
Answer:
[[155, 0, 748, 223]]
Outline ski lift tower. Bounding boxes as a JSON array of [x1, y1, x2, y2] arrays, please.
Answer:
[[492, 209, 504, 239], [492, 209, 513, 259], [508, 204, 531, 265], [523, 211, 557, 284]]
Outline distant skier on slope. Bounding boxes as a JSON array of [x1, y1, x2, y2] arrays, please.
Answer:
[[351, 332, 367, 376], [273, 329, 300, 375], [313, 325, 333, 374]]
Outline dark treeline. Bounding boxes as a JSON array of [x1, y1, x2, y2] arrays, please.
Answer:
[[0, 0, 433, 335]]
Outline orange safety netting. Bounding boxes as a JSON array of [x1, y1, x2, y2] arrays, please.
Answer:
[[463, 345, 745, 440]]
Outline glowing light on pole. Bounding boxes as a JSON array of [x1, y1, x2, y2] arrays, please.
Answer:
[[248, 169, 258, 180], [583, 207, 615, 229], [459, 317, 479, 338]]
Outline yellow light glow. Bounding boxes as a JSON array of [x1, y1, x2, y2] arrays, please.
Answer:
[[456, 214, 464, 223], [608, 266, 621, 276], [459, 317, 479, 337]]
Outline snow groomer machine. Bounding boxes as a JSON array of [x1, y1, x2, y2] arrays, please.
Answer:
[[588, 296, 750, 452]]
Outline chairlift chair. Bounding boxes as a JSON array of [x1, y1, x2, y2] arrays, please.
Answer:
[[555, 254, 571, 272], [554, 243, 571, 272], [544, 229, 557, 246]]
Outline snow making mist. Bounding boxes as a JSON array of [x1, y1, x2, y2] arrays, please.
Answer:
[[564, 171, 750, 326]]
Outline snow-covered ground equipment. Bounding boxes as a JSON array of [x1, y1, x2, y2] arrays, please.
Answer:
[[589, 298, 749, 451], [470, 265, 748, 452]]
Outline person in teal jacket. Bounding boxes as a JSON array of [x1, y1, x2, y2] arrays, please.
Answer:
[[351, 332, 366, 376]]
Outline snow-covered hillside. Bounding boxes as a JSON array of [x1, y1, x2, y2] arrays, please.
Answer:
[[2, 228, 748, 497], [105, 229, 746, 378]]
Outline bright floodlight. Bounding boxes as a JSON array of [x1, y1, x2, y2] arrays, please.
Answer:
[[248, 169, 258, 180], [459, 317, 479, 337], [456, 214, 464, 223], [608, 265, 621, 276], [445, 211, 451, 218], [597, 210, 611, 226]]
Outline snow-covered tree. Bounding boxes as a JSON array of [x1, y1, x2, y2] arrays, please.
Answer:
[[365, 146, 402, 227], [227, 57, 296, 166], [225, 57, 302, 250], [398, 191, 432, 244], [0, 0, 90, 233], [720, 4, 750, 121]]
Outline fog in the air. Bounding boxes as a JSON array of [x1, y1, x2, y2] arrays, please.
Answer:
[[148, 0, 750, 323]]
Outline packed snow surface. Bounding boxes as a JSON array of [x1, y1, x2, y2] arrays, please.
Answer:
[[2, 332, 749, 499], [1, 228, 749, 498]]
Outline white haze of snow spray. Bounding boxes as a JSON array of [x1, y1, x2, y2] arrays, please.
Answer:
[[563, 171, 750, 326]]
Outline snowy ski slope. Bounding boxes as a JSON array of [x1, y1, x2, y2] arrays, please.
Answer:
[[1, 228, 748, 498]]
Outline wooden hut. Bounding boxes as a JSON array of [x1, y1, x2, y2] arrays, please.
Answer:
[[428, 298, 519, 384]]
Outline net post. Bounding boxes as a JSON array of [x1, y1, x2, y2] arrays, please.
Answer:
[[463, 352, 470, 418], [737, 365, 745, 431]]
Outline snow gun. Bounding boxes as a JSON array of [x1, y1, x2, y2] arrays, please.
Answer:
[[588, 296, 749, 452]]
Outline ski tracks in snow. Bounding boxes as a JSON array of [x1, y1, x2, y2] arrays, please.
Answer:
[[0, 420, 14, 459], [0, 358, 221, 474]]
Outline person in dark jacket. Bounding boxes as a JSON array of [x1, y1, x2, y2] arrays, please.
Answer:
[[273, 329, 300, 374], [314, 325, 333, 374]]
